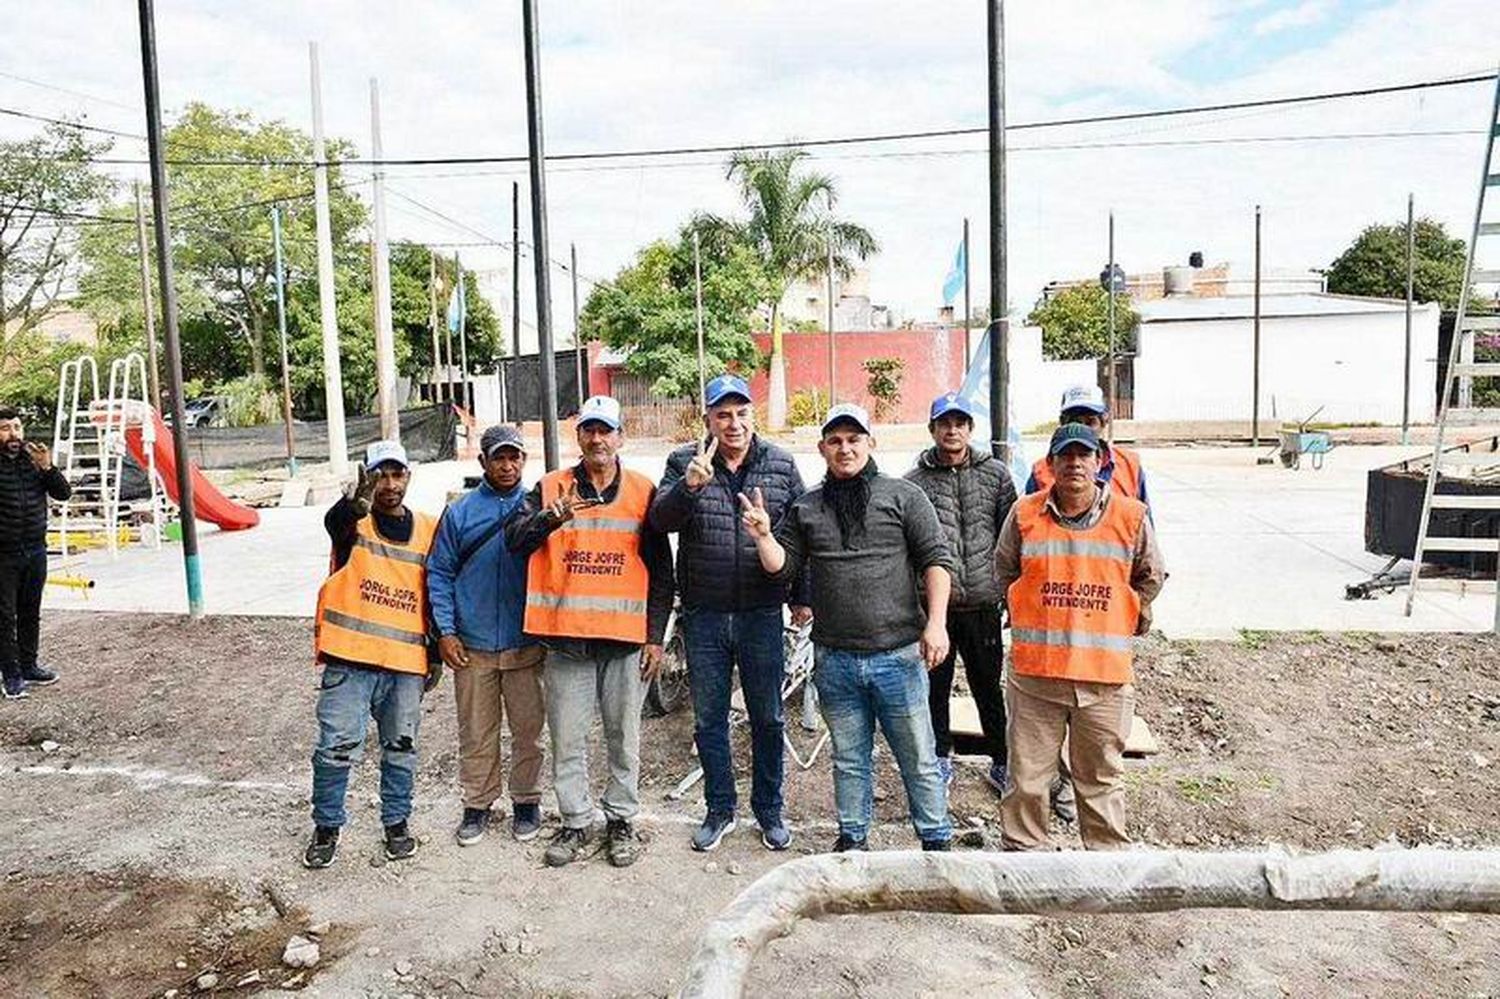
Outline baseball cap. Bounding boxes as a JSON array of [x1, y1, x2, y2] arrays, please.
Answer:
[[704, 373, 752, 408], [364, 439, 410, 471], [1048, 423, 1104, 456], [480, 424, 526, 457], [820, 402, 872, 437], [928, 392, 974, 422], [1059, 384, 1107, 416], [577, 395, 623, 430]]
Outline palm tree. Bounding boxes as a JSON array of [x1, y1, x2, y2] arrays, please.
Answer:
[[696, 148, 878, 429]]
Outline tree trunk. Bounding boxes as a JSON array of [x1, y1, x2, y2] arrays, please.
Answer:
[[247, 307, 266, 379], [767, 302, 787, 431]]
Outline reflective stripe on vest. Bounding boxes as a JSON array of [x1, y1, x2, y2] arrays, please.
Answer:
[[1007, 490, 1146, 684], [314, 511, 437, 675], [524, 467, 653, 644]]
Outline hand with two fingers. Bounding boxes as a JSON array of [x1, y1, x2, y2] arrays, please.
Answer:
[[737, 487, 772, 538], [24, 441, 52, 472], [684, 437, 719, 491], [348, 464, 376, 516], [547, 481, 601, 525]]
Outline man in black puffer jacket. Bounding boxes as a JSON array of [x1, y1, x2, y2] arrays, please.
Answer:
[[650, 375, 809, 853], [0, 407, 71, 699], [904, 392, 1017, 796]]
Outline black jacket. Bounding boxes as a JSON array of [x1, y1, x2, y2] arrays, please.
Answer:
[[903, 445, 1016, 610], [0, 451, 71, 554], [649, 435, 809, 612]]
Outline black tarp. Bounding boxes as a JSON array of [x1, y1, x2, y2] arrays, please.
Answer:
[[499, 349, 586, 421], [182, 405, 457, 470]]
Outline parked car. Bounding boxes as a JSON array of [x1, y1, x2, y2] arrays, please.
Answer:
[[174, 396, 224, 428]]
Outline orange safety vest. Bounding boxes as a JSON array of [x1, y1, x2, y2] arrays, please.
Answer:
[[314, 511, 438, 676], [1007, 490, 1147, 685], [1030, 444, 1143, 502], [524, 467, 653, 644]]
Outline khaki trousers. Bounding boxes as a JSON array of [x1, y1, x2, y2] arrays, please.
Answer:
[[1000, 671, 1133, 851], [453, 647, 546, 809]]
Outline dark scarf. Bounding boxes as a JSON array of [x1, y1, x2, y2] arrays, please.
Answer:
[[821, 457, 879, 549]]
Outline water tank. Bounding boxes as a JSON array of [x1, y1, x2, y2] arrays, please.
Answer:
[[1163, 266, 1196, 296], [1188, 250, 1204, 268]]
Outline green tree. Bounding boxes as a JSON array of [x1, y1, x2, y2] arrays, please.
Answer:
[[1326, 217, 1468, 308], [697, 148, 877, 428], [581, 227, 773, 398], [862, 356, 904, 420], [1027, 284, 1140, 361], [389, 243, 502, 386]]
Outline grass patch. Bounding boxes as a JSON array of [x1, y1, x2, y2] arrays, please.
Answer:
[[1175, 773, 1237, 805], [1237, 629, 1272, 650]]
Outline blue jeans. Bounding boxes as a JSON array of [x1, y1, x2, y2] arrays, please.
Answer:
[[310, 663, 424, 829], [682, 606, 786, 824], [814, 642, 951, 844]]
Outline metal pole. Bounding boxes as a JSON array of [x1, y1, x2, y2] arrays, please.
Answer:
[[443, 262, 457, 413], [1252, 204, 1263, 449], [694, 230, 707, 406], [572, 242, 585, 410], [522, 0, 561, 469], [962, 216, 971, 366], [1403, 192, 1415, 445], [132, 180, 162, 411], [1106, 210, 1116, 443], [136, 0, 202, 617], [429, 250, 444, 404], [308, 43, 348, 476], [270, 206, 297, 477], [826, 237, 836, 409], [986, 0, 1009, 462], [368, 78, 398, 441], [509, 180, 521, 423], [456, 253, 472, 414]]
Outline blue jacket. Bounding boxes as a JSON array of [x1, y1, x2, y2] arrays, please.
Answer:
[[427, 480, 534, 654]]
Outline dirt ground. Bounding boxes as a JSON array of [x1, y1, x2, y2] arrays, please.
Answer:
[[1, 613, 1498, 998]]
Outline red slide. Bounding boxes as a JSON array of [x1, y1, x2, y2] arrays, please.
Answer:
[[123, 409, 260, 531]]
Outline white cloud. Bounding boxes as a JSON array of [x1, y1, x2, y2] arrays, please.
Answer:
[[1253, 0, 1330, 37]]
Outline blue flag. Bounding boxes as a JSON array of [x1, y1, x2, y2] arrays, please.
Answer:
[[941, 238, 966, 306], [446, 256, 466, 335], [957, 328, 1028, 490]]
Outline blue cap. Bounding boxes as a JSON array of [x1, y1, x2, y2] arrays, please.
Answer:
[[577, 395, 623, 430], [704, 374, 752, 408], [928, 392, 974, 422], [1048, 423, 1104, 456]]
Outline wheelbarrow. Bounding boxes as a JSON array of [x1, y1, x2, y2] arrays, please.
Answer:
[[1276, 407, 1334, 470]]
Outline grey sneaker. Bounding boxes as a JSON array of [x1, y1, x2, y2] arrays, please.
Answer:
[[759, 816, 792, 852], [544, 826, 591, 868], [1, 669, 27, 700], [302, 826, 339, 869], [605, 819, 639, 868], [921, 838, 952, 852], [691, 812, 736, 852], [384, 820, 418, 861], [832, 833, 868, 853], [455, 807, 489, 847], [19, 664, 57, 686], [512, 803, 542, 842]]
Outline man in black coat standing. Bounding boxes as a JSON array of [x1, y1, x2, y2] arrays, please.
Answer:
[[0, 407, 71, 699], [650, 374, 809, 853]]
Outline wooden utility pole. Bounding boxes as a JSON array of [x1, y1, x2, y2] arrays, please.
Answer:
[[270, 206, 297, 476], [368, 78, 398, 441], [1403, 193, 1415, 444], [571, 242, 585, 410], [308, 42, 347, 475], [132, 180, 161, 410], [1252, 204, 1263, 449], [429, 250, 444, 404]]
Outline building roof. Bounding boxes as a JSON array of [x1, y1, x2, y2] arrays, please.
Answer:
[[1136, 292, 1436, 324]]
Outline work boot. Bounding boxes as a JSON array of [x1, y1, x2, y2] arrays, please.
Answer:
[[758, 815, 792, 852], [831, 833, 868, 853], [512, 802, 542, 842], [1050, 776, 1077, 824], [19, 664, 57, 686], [383, 820, 418, 861], [302, 826, 339, 869], [691, 811, 736, 852], [455, 807, 489, 847], [921, 838, 952, 852], [605, 819, 639, 868], [1, 667, 27, 701], [543, 826, 591, 868]]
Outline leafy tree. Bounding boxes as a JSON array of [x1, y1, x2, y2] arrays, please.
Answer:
[[1326, 217, 1468, 308], [389, 243, 502, 386], [862, 357, 904, 420], [697, 148, 877, 427], [581, 227, 773, 398], [1027, 284, 1140, 361]]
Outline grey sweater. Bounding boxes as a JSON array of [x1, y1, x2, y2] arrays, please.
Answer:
[[771, 473, 955, 652]]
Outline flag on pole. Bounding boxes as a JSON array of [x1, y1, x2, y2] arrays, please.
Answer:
[[941, 238, 966, 306], [957, 328, 1028, 489], [446, 257, 466, 335]]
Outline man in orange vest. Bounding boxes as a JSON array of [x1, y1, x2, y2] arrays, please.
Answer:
[[1026, 384, 1150, 512], [995, 424, 1164, 850], [305, 440, 441, 869], [504, 396, 674, 869]]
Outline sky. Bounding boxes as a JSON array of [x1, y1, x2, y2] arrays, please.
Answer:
[[3, 0, 1497, 352]]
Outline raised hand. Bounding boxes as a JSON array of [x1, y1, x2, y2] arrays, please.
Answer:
[[738, 487, 771, 538], [685, 436, 719, 491], [24, 441, 52, 472], [350, 464, 376, 515], [548, 481, 598, 524]]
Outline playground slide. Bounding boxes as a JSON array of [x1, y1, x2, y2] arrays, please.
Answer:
[[124, 410, 260, 531]]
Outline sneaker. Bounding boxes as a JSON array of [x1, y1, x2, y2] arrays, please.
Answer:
[[543, 826, 591, 868], [302, 826, 339, 869], [384, 820, 418, 861], [935, 754, 954, 787], [455, 807, 489, 847], [759, 816, 792, 852], [985, 762, 1009, 797], [605, 819, 639, 868], [512, 802, 542, 842], [1050, 776, 1078, 824], [1, 670, 27, 701], [921, 837, 953, 852], [832, 833, 868, 853], [19, 664, 57, 686], [691, 811, 737, 852]]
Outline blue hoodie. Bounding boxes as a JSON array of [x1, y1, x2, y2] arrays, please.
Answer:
[[427, 479, 534, 654]]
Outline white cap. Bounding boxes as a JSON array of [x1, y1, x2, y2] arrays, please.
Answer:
[[820, 402, 872, 436], [1059, 384, 1107, 415], [577, 395, 623, 430], [364, 439, 409, 471]]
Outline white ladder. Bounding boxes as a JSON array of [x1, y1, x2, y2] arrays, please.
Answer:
[[103, 353, 168, 549], [51, 356, 119, 558], [1405, 72, 1500, 631]]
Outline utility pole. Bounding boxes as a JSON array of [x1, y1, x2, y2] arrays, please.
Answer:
[[571, 242, 585, 410], [308, 42, 347, 476], [1403, 192, 1415, 445], [455, 253, 472, 413], [826, 237, 837, 408], [1106, 209, 1117, 437], [987, 0, 1009, 462], [270, 206, 297, 476], [962, 216, 972, 366], [136, 0, 202, 617], [1252, 204, 1263, 449], [132, 180, 161, 410], [368, 78, 399, 440], [429, 250, 444, 404], [510, 180, 521, 422], [522, 0, 561, 469], [694, 230, 707, 405]]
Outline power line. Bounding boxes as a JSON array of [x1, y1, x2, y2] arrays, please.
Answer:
[[0, 69, 139, 112], [0, 104, 141, 139]]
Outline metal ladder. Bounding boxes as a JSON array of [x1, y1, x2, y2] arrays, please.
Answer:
[[51, 355, 118, 558], [1405, 72, 1500, 631], [104, 353, 168, 549]]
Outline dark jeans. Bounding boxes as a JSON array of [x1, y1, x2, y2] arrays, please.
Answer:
[[681, 606, 786, 824], [0, 548, 48, 674], [310, 663, 424, 828], [928, 606, 1007, 765]]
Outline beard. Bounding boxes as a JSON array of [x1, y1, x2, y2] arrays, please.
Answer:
[[2, 440, 22, 456]]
